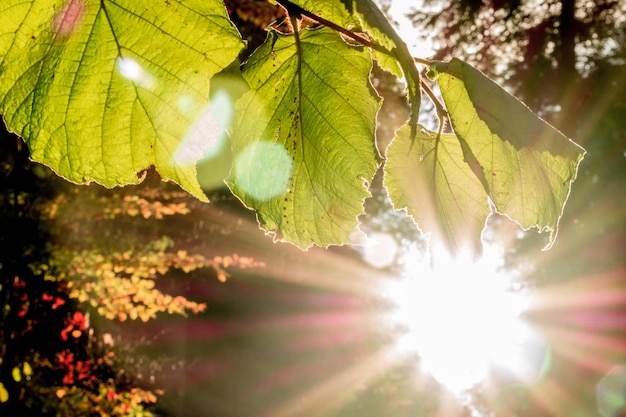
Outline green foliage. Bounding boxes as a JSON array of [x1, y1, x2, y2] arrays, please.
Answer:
[[0, 0, 585, 252], [334, 0, 422, 127], [385, 125, 490, 254], [228, 27, 379, 248], [284, 0, 421, 137], [0, 0, 244, 201], [433, 58, 586, 250]]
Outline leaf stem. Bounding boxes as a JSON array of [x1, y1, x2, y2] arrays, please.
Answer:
[[413, 56, 432, 66], [421, 80, 448, 130], [275, 0, 374, 49]]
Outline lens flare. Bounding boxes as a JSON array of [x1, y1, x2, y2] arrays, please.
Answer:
[[233, 142, 293, 201], [175, 90, 233, 166], [385, 245, 540, 393], [52, 0, 86, 38], [115, 57, 155, 89]]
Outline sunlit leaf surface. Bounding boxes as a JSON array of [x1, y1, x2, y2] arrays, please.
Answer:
[[0, 0, 244, 200], [335, 0, 403, 76], [336, 0, 420, 127], [437, 58, 586, 249], [290, 0, 418, 126], [228, 28, 380, 249], [288, 0, 354, 27], [384, 125, 490, 254]]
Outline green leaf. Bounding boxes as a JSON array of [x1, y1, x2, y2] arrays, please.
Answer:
[[337, 0, 421, 129], [385, 125, 490, 254], [284, 0, 355, 28], [0, 0, 244, 201], [288, 0, 401, 76], [287, 0, 393, 51], [228, 28, 380, 249], [286, 0, 418, 128], [436, 58, 586, 249]]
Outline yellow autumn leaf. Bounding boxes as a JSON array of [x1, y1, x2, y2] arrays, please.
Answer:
[[0, 382, 8, 402], [22, 362, 33, 377], [12, 366, 21, 382], [139, 311, 152, 322]]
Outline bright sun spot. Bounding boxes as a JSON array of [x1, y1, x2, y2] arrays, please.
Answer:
[[384, 0, 435, 58], [385, 245, 539, 393], [116, 57, 155, 89]]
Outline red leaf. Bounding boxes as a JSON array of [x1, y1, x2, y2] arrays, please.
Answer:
[[106, 390, 116, 401], [52, 297, 66, 309]]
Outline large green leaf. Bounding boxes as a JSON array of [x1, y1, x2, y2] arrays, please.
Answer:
[[227, 28, 380, 249], [436, 58, 586, 249], [0, 0, 244, 200], [384, 125, 490, 254], [286, 0, 419, 131]]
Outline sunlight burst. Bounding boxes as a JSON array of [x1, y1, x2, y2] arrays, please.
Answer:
[[385, 245, 538, 393]]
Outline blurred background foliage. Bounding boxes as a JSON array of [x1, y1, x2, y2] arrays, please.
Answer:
[[0, 130, 161, 415], [0, 124, 264, 415], [1, 0, 625, 416]]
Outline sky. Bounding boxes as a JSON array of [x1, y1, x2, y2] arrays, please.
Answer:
[[383, 0, 436, 58]]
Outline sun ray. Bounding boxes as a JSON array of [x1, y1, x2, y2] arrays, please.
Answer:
[[260, 346, 402, 417]]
